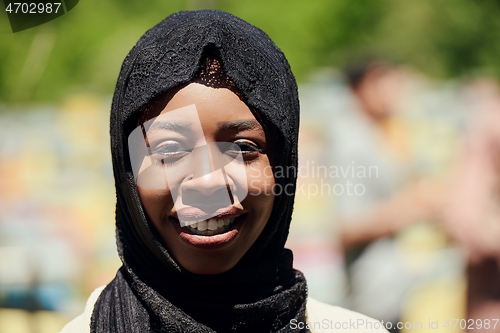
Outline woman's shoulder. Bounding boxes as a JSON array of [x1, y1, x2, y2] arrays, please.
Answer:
[[59, 285, 106, 333], [305, 298, 389, 333]]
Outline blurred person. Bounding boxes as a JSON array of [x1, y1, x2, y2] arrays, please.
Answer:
[[444, 78, 500, 332], [338, 61, 443, 247], [329, 60, 445, 331], [60, 10, 388, 333]]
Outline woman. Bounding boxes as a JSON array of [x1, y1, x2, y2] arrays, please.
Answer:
[[61, 10, 386, 333]]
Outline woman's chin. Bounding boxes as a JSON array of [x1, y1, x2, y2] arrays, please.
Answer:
[[176, 256, 241, 275]]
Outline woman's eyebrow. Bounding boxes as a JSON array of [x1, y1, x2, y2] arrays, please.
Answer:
[[217, 119, 262, 131], [147, 120, 192, 134]]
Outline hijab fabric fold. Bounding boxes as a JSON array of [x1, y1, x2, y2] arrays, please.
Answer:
[[92, 10, 306, 332]]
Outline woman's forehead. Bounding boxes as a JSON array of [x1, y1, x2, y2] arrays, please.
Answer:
[[163, 83, 252, 118]]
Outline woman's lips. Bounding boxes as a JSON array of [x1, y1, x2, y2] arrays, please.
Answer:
[[170, 214, 245, 250], [174, 206, 245, 225]]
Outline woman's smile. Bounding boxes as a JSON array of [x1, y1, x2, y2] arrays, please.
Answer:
[[175, 204, 246, 230], [171, 213, 246, 249], [171, 204, 247, 248]]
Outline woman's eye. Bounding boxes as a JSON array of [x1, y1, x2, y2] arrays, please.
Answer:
[[223, 140, 263, 155], [151, 141, 191, 157]]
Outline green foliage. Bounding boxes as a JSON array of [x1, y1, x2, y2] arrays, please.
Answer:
[[1, 0, 500, 103]]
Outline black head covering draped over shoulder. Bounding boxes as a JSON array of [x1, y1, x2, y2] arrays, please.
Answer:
[[92, 10, 306, 333]]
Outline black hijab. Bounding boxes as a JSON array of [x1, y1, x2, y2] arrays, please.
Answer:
[[91, 10, 306, 333]]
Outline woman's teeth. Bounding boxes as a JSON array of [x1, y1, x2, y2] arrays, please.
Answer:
[[183, 218, 235, 235]]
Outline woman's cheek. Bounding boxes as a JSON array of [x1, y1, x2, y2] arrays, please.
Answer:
[[137, 187, 173, 219], [246, 160, 275, 197]]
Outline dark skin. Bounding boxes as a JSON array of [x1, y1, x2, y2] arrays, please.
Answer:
[[136, 83, 275, 274]]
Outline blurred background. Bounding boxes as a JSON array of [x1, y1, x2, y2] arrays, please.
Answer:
[[1, 0, 500, 332]]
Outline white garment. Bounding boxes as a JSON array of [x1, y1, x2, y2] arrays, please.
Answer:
[[60, 286, 388, 333], [59, 286, 105, 333]]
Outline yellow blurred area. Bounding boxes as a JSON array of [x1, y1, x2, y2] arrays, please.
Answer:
[[0, 308, 69, 333], [402, 278, 466, 333]]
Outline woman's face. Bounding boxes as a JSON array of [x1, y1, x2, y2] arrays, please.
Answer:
[[133, 83, 275, 274]]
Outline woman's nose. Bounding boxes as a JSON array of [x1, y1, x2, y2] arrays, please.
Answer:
[[181, 143, 234, 207]]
